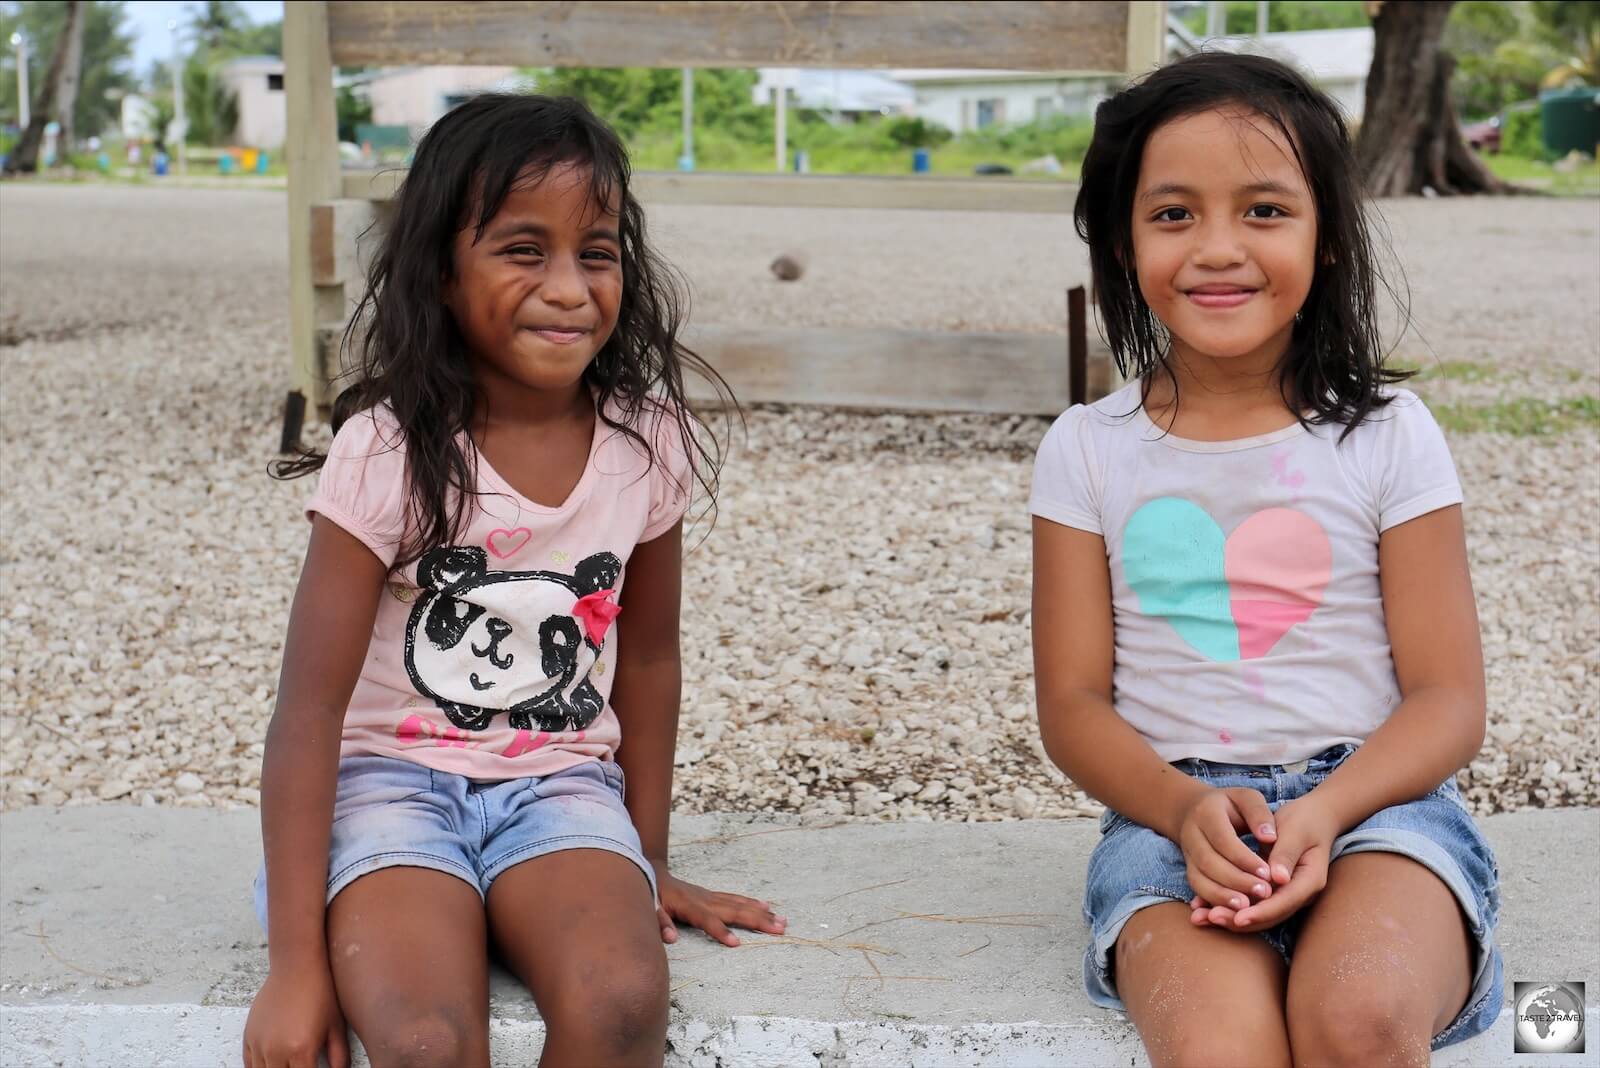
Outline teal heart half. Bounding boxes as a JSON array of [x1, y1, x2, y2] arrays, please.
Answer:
[[1122, 497, 1239, 661]]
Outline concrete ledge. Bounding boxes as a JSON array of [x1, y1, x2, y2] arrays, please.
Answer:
[[3, 808, 1596, 1066]]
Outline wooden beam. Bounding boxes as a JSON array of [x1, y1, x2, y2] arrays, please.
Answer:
[[680, 325, 1113, 415], [1124, 0, 1168, 74], [309, 199, 379, 287], [342, 169, 1078, 213], [285, 1, 342, 412], [326, 1, 1131, 72]]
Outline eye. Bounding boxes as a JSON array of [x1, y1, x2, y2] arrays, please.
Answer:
[[505, 244, 543, 258], [581, 248, 618, 263], [1152, 206, 1192, 223], [1246, 204, 1288, 219]]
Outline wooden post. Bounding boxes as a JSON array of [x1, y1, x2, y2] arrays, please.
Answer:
[[284, 1, 342, 419], [1068, 286, 1088, 407], [1126, 0, 1169, 73]]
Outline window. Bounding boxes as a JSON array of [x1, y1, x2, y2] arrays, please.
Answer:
[[976, 98, 1005, 129], [1036, 96, 1057, 120], [266, 73, 283, 91]]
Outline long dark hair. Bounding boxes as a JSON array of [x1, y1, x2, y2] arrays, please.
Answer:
[[275, 93, 734, 570], [1074, 51, 1410, 434]]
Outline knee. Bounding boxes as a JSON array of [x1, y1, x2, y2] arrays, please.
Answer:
[[546, 956, 669, 1057], [363, 1008, 479, 1068], [1152, 1033, 1273, 1068], [1289, 986, 1431, 1068]]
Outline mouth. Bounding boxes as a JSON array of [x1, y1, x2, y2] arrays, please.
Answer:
[[1183, 285, 1258, 309], [522, 325, 593, 345]]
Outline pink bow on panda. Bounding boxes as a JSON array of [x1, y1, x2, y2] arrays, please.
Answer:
[[572, 588, 622, 645]]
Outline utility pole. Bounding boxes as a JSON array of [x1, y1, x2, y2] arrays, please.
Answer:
[[679, 67, 694, 171], [168, 19, 187, 176], [774, 69, 787, 172], [9, 33, 27, 129]]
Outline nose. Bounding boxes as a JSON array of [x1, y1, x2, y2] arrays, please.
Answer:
[[1191, 218, 1246, 271], [538, 252, 589, 310]]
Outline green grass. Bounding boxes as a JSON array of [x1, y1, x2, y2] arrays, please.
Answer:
[[1433, 395, 1600, 435], [1485, 153, 1600, 196], [1414, 359, 1501, 384]]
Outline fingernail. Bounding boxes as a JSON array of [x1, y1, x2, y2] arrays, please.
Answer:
[[1252, 883, 1269, 897], [1232, 896, 1246, 909], [1257, 865, 1270, 879], [775, 916, 788, 924], [1258, 824, 1275, 836]]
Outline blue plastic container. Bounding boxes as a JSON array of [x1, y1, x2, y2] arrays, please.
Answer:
[[912, 148, 931, 173]]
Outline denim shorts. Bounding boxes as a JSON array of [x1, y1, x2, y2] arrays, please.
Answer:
[[253, 754, 656, 935], [1082, 744, 1503, 1050]]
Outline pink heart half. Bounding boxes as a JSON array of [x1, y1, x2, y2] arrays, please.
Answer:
[[486, 527, 533, 559], [1223, 509, 1331, 660]]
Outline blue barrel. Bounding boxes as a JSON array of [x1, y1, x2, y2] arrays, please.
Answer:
[[912, 147, 931, 173], [255, 150, 270, 174]]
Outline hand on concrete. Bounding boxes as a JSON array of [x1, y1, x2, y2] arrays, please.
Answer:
[[1189, 793, 1337, 934], [241, 966, 349, 1068], [1176, 786, 1279, 915], [654, 867, 788, 948]]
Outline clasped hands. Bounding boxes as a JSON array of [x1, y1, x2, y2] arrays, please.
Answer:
[[1176, 787, 1340, 934]]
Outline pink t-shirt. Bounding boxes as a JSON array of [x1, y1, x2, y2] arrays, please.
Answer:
[[307, 397, 692, 780]]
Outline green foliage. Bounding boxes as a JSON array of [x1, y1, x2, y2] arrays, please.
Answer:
[[1447, 3, 1563, 118], [1179, 0, 1368, 36], [180, 56, 237, 145], [337, 85, 373, 144], [1501, 105, 1545, 157], [961, 113, 1095, 161], [530, 67, 770, 142], [0, 1, 137, 139], [881, 116, 952, 149]]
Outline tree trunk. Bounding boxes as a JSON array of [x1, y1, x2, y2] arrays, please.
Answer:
[[52, 0, 86, 152], [3, 1, 83, 173], [1357, 0, 1510, 196]]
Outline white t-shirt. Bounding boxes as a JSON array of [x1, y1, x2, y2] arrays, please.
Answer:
[[1030, 382, 1463, 765]]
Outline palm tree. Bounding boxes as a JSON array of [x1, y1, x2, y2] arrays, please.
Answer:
[[1541, 24, 1600, 87]]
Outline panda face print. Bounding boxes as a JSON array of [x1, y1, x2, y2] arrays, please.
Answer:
[[404, 547, 622, 733]]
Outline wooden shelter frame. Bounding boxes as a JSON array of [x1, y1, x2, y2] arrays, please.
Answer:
[[282, 1, 1166, 444]]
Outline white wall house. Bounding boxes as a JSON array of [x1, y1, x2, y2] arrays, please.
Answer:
[[752, 69, 914, 116], [1204, 28, 1375, 121], [219, 55, 286, 148], [891, 70, 1119, 133], [361, 66, 526, 138]]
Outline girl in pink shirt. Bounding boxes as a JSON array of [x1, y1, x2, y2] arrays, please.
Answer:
[[243, 94, 782, 1068]]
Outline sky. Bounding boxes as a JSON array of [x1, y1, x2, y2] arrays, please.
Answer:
[[124, 0, 283, 77]]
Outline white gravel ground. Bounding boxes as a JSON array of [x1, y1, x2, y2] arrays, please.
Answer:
[[1, 183, 1596, 820]]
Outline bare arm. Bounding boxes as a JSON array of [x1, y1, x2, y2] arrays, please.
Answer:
[[611, 520, 684, 864], [1219, 505, 1487, 930], [611, 520, 785, 946], [260, 517, 387, 968], [1033, 517, 1276, 910], [1032, 517, 1209, 840], [244, 516, 385, 1068], [1311, 504, 1486, 826]]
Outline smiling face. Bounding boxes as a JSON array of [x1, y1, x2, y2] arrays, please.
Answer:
[[446, 163, 623, 394], [1131, 107, 1317, 368]]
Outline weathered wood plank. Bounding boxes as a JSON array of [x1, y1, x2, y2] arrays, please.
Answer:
[[309, 199, 379, 287], [285, 1, 343, 412], [680, 325, 1113, 415], [341, 169, 1078, 213], [326, 1, 1132, 72]]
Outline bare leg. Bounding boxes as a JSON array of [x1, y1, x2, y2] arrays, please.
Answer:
[[487, 848, 668, 1068], [1286, 852, 1473, 1068], [326, 866, 491, 1068], [1115, 901, 1293, 1068]]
